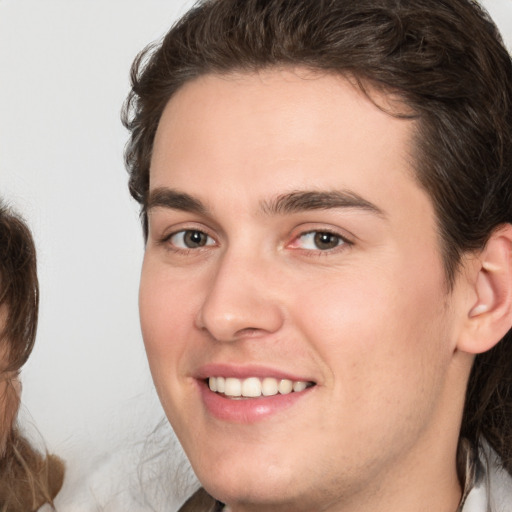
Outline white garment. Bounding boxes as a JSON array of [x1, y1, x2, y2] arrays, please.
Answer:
[[462, 442, 512, 512]]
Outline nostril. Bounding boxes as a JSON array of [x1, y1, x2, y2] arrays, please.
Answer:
[[234, 327, 263, 338]]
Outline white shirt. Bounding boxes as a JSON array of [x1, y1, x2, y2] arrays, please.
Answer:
[[460, 441, 512, 512]]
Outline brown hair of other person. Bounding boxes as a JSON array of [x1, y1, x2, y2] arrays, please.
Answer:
[[0, 203, 64, 511], [122, 0, 512, 475]]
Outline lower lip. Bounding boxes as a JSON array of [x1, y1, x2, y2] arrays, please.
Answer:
[[198, 380, 314, 423]]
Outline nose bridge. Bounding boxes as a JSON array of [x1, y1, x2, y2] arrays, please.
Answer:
[[196, 244, 283, 342]]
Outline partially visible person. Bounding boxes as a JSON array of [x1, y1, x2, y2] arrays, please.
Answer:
[[0, 202, 64, 511]]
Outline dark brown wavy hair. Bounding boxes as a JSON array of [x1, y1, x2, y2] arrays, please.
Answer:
[[0, 203, 64, 511], [122, 0, 512, 476]]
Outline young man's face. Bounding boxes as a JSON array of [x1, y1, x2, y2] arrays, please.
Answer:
[[140, 70, 470, 511]]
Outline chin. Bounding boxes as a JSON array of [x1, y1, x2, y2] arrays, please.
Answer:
[[191, 452, 317, 511]]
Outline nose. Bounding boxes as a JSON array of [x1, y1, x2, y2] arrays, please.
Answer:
[[196, 251, 284, 342]]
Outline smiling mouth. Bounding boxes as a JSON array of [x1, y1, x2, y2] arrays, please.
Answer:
[[207, 376, 315, 398]]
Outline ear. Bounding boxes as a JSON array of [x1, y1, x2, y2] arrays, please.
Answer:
[[457, 224, 512, 354]]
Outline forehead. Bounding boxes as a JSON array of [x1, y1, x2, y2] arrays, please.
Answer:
[[151, 68, 417, 189], [149, 69, 430, 227]]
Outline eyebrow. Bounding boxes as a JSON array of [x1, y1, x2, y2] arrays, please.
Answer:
[[147, 187, 207, 215], [260, 190, 385, 217], [146, 187, 384, 217]]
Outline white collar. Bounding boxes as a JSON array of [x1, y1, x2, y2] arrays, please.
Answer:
[[460, 439, 512, 512]]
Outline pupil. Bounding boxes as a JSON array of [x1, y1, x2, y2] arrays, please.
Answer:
[[314, 232, 338, 250], [185, 231, 206, 248]]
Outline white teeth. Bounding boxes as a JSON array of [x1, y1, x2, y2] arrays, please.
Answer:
[[278, 379, 293, 395], [293, 381, 307, 392], [224, 377, 242, 397], [208, 376, 312, 398], [241, 377, 262, 397], [261, 377, 278, 396]]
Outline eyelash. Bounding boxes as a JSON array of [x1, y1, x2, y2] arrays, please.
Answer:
[[160, 227, 352, 256]]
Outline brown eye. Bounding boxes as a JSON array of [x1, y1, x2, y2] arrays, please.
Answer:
[[293, 231, 345, 251], [184, 230, 208, 248], [170, 230, 214, 249], [313, 232, 341, 250]]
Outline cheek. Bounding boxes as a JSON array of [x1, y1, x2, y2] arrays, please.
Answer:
[[139, 263, 182, 394], [138, 258, 205, 413], [287, 270, 453, 471], [139, 259, 192, 355], [292, 256, 451, 408]]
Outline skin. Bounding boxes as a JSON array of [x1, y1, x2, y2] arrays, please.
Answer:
[[139, 69, 478, 512]]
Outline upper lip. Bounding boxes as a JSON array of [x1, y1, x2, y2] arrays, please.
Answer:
[[195, 363, 316, 383]]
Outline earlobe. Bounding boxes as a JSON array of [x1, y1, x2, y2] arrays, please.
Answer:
[[458, 224, 512, 354]]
